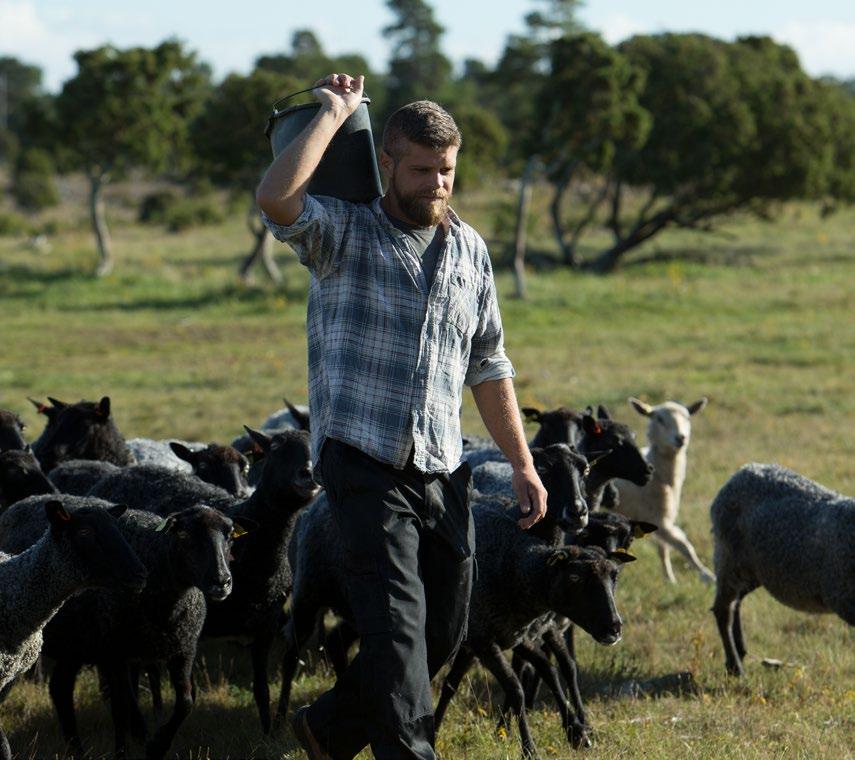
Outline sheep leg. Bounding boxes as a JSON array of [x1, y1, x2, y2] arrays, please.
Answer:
[[514, 640, 587, 749], [434, 646, 476, 732], [542, 626, 590, 744], [48, 658, 86, 756], [146, 663, 163, 716], [145, 654, 194, 760], [251, 634, 273, 734], [0, 724, 9, 760], [712, 586, 745, 676], [275, 606, 322, 725], [478, 643, 540, 759], [324, 618, 360, 676], [732, 595, 748, 659], [504, 649, 536, 727], [657, 540, 678, 583], [656, 524, 715, 583], [104, 661, 136, 758]]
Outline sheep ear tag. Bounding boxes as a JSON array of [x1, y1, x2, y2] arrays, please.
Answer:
[[547, 550, 570, 566], [155, 518, 173, 533], [231, 525, 248, 540], [633, 521, 658, 538]]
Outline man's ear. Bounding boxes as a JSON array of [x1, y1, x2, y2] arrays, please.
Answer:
[[379, 149, 394, 178]]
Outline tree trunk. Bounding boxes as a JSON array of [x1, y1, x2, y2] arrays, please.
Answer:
[[239, 224, 281, 285], [565, 176, 611, 267], [608, 179, 623, 243], [512, 157, 536, 300], [88, 171, 113, 277], [548, 163, 578, 267], [588, 208, 675, 273]]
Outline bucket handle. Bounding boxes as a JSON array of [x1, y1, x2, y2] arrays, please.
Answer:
[[271, 85, 370, 115]]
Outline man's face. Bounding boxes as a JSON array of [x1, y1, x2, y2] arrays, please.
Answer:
[[381, 140, 458, 227]]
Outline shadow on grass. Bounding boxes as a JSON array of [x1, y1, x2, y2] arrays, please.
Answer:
[[622, 244, 779, 269]]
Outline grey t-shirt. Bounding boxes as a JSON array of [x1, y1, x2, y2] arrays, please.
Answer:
[[385, 211, 444, 287]]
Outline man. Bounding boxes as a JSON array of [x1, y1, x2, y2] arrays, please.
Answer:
[[256, 73, 547, 760]]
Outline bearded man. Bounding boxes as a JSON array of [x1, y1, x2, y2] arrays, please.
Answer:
[[256, 73, 547, 760]]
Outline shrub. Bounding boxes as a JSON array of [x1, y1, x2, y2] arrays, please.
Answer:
[[138, 190, 179, 224], [0, 211, 30, 236], [13, 148, 59, 211], [163, 197, 224, 232]]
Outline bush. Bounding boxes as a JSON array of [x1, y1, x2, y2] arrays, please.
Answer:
[[0, 211, 31, 236], [163, 197, 224, 232], [12, 148, 59, 211], [138, 190, 180, 224]]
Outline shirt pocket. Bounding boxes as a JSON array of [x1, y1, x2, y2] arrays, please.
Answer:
[[445, 270, 479, 337]]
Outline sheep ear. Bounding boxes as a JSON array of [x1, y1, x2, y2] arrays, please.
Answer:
[[629, 397, 652, 417], [169, 442, 196, 464], [28, 396, 48, 413], [581, 415, 602, 437], [45, 500, 72, 526], [96, 397, 111, 419], [232, 516, 258, 537], [46, 397, 69, 411], [597, 404, 612, 420], [521, 407, 542, 423], [632, 521, 658, 537], [155, 515, 177, 533], [243, 426, 272, 455], [686, 398, 708, 416], [609, 550, 637, 564], [546, 550, 570, 566], [107, 504, 129, 519], [284, 399, 310, 431]]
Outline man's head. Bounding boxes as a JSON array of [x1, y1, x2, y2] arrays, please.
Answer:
[[380, 101, 462, 227]]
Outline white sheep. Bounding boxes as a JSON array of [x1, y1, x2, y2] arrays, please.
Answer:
[[612, 397, 715, 584]]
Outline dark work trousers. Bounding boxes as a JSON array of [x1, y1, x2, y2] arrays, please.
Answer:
[[306, 438, 475, 760]]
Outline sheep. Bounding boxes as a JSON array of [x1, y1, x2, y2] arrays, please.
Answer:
[[90, 427, 318, 734], [0, 411, 27, 452], [31, 396, 134, 472], [277, 443, 590, 724], [612, 397, 714, 583], [710, 463, 855, 676], [47, 459, 121, 496], [0, 499, 146, 760], [433, 503, 634, 757], [0, 495, 243, 759], [0, 449, 57, 511]]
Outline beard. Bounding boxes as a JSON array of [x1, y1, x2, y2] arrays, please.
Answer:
[[389, 174, 449, 227]]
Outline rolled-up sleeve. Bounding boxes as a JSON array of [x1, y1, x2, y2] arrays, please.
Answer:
[[262, 194, 355, 279], [465, 255, 515, 387]]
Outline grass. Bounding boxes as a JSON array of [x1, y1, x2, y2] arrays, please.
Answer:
[[1, 182, 853, 759]]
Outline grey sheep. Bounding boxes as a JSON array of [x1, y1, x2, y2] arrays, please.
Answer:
[[47, 459, 120, 496], [711, 463, 855, 676], [0, 495, 242, 760], [0, 500, 146, 760]]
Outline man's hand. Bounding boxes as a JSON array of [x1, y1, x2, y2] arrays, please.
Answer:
[[512, 463, 548, 530], [313, 73, 365, 118]]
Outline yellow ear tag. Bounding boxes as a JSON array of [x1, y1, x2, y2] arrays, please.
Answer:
[[155, 519, 170, 533], [232, 525, 248, 540], [547, 550, 569, 566]]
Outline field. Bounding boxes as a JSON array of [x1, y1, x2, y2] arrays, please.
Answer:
[[1, 182, 853, 759]]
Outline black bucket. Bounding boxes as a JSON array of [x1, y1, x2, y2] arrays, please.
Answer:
[[265, 88, 384, 204]]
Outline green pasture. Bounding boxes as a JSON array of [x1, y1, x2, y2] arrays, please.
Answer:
[[1, 186, 853, 758]]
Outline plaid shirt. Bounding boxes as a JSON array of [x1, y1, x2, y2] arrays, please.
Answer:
[[264, 194, 515, 474]]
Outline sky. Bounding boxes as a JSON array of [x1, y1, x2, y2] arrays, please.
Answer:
[[2, 0, 855, 92]]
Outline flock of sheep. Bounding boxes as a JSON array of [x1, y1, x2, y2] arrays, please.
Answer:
[[0, 393, 852, 759]]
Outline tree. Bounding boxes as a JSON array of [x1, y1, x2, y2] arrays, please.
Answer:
[[0, 57, 43, 164], [56, 40, 211, 275], [383, 0, 452, 114], [192, 68, 300, 283], [535, 32, 650, 265]]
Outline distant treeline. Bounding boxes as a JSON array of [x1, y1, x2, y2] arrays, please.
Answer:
[[1, 0, 854, 275]]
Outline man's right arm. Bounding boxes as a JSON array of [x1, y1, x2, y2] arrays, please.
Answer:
[[255, 73, 365, 225]]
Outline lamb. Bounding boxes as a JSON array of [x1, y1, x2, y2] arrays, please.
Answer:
[[710, 463, 855, 676], [612, 397, 714, 583], [433, 503, 634, 757], [0, 410, 27, 452], [0, 500, 146, 760], [0, 495, 243, 759], [31, 396, 134, 472], [0, 449, 57, 511], [90, 427, 318, 734]]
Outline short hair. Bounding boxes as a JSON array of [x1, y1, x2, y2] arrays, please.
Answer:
[[382, 100, 462, 159]]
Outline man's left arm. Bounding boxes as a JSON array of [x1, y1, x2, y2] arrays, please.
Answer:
[[464, 250, 547, 529], [471, 378, 547, 530]]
